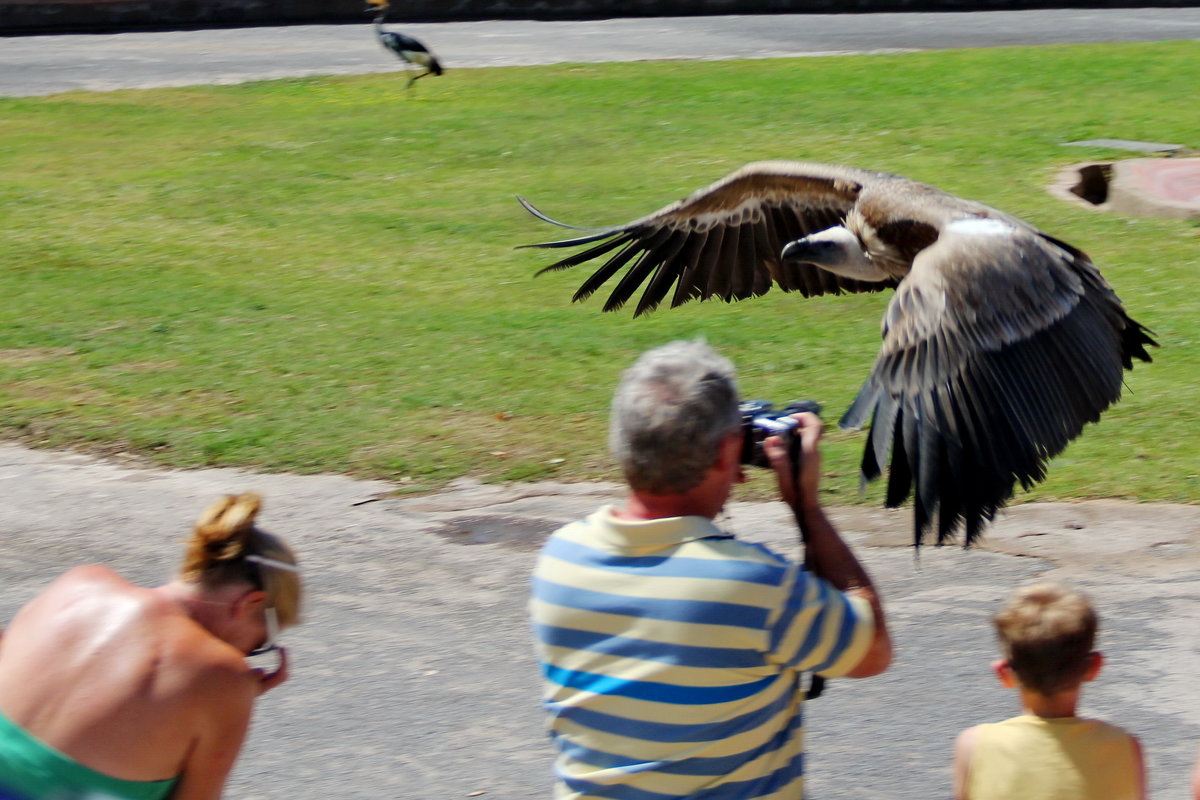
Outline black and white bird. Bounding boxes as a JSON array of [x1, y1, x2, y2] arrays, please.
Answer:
[[519, 161, 1156, 546], [366, 0, 443, 90]]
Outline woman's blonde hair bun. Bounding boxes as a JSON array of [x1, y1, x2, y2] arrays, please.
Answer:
[[181, 492, 303, 628], [184, 492, 264, 576]]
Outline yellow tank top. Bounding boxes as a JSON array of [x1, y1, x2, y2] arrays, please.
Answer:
[[967, 715, 1138, 800]]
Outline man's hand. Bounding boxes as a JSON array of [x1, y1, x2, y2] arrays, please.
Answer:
[[763, 412, 823, 511]]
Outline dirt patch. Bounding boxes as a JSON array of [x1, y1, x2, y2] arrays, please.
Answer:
[[429, 514, 563, 551]]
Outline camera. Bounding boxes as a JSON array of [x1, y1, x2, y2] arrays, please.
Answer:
[[739, 400, 822, 469]]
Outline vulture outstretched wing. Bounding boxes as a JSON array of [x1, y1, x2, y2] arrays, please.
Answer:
[[518, 162, 899, 317], [840, 219, 1154, 544]]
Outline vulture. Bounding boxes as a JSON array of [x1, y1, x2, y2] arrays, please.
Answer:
[[518, 161, 1156, 545]]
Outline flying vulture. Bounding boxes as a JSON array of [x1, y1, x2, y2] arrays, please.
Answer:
[[519, 161, 1156, 545]]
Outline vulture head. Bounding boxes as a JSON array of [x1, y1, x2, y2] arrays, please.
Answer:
[[781, 226, 888, 282]]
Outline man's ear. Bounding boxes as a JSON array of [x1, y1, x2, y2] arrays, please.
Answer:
[[1083, 651, 1104, 682], [992, 658, 1018, 688], [713, 431, 743, 471]]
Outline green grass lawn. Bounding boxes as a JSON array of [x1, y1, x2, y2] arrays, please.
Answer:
[[1, 41, 1196, 506]]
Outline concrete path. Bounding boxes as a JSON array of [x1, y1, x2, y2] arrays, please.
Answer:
[[2, 443, 1198, 799], [3, 8, 1200, 97]]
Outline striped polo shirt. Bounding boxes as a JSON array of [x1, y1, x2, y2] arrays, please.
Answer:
[[531, 506, 874, 800]]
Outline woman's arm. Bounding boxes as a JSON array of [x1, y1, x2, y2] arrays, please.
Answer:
[[167, 671, 257, 800]]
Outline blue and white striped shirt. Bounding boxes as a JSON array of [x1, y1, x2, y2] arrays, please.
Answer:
[[531, 507, 875, 800]]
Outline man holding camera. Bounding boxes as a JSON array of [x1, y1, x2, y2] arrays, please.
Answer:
[[530, 339, 891, 799]]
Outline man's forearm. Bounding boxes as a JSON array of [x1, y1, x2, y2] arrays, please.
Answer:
[[794, 501, 892, 677], [767, 416, 891, 676], [793, 502, 872, 591]]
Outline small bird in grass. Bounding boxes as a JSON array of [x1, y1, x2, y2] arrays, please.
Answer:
[[519, 161, 1157, 547], [365, 0, 443, 91]]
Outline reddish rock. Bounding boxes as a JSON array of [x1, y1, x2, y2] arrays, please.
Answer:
[[1109, 157, 1200, 220]]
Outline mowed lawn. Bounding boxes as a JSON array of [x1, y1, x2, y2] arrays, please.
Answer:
[[1, 41, 1196, 507]]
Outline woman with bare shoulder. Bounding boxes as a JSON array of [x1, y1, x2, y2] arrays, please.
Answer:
[[0, 492, 301, 800]]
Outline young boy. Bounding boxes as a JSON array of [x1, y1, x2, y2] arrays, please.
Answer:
[[953, 583, 1147, 800]]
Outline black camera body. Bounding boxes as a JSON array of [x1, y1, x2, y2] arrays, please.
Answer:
[[739, 400, 822, 469]]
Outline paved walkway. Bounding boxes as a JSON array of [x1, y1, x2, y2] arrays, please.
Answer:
[[2, 443, 1198, 798]]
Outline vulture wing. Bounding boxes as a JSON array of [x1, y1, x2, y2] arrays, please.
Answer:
[[841, 218, 1156, 545], [519, 162, 900, 317]]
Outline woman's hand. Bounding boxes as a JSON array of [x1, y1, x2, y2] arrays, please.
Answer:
[[251, 646, 289, 695]]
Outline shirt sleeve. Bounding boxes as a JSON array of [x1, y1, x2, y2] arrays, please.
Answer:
[[766, 565, 876, 678]]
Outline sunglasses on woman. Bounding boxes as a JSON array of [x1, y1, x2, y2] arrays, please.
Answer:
[[244, 554, 297, 672]]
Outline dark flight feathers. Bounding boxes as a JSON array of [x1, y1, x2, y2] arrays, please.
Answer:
[[520, 166, 897, 318]]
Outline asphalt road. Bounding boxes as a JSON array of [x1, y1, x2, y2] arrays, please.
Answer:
[[2, 8, 1200, 96]]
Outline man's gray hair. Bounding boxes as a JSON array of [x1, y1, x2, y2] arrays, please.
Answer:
[[609, 340, 742, 495]]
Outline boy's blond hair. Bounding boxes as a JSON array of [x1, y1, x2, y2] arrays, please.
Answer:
[[993, 582, 1096, 696]]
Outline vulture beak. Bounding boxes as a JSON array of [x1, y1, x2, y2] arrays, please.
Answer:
[[780, 238, 815, 263], [781, 227, 853, 263], [781, 227, 857, 262]]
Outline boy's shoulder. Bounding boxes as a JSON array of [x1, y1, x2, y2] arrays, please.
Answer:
[[972, 714, 1137, 744], [1073, 716, 1140, 742]]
